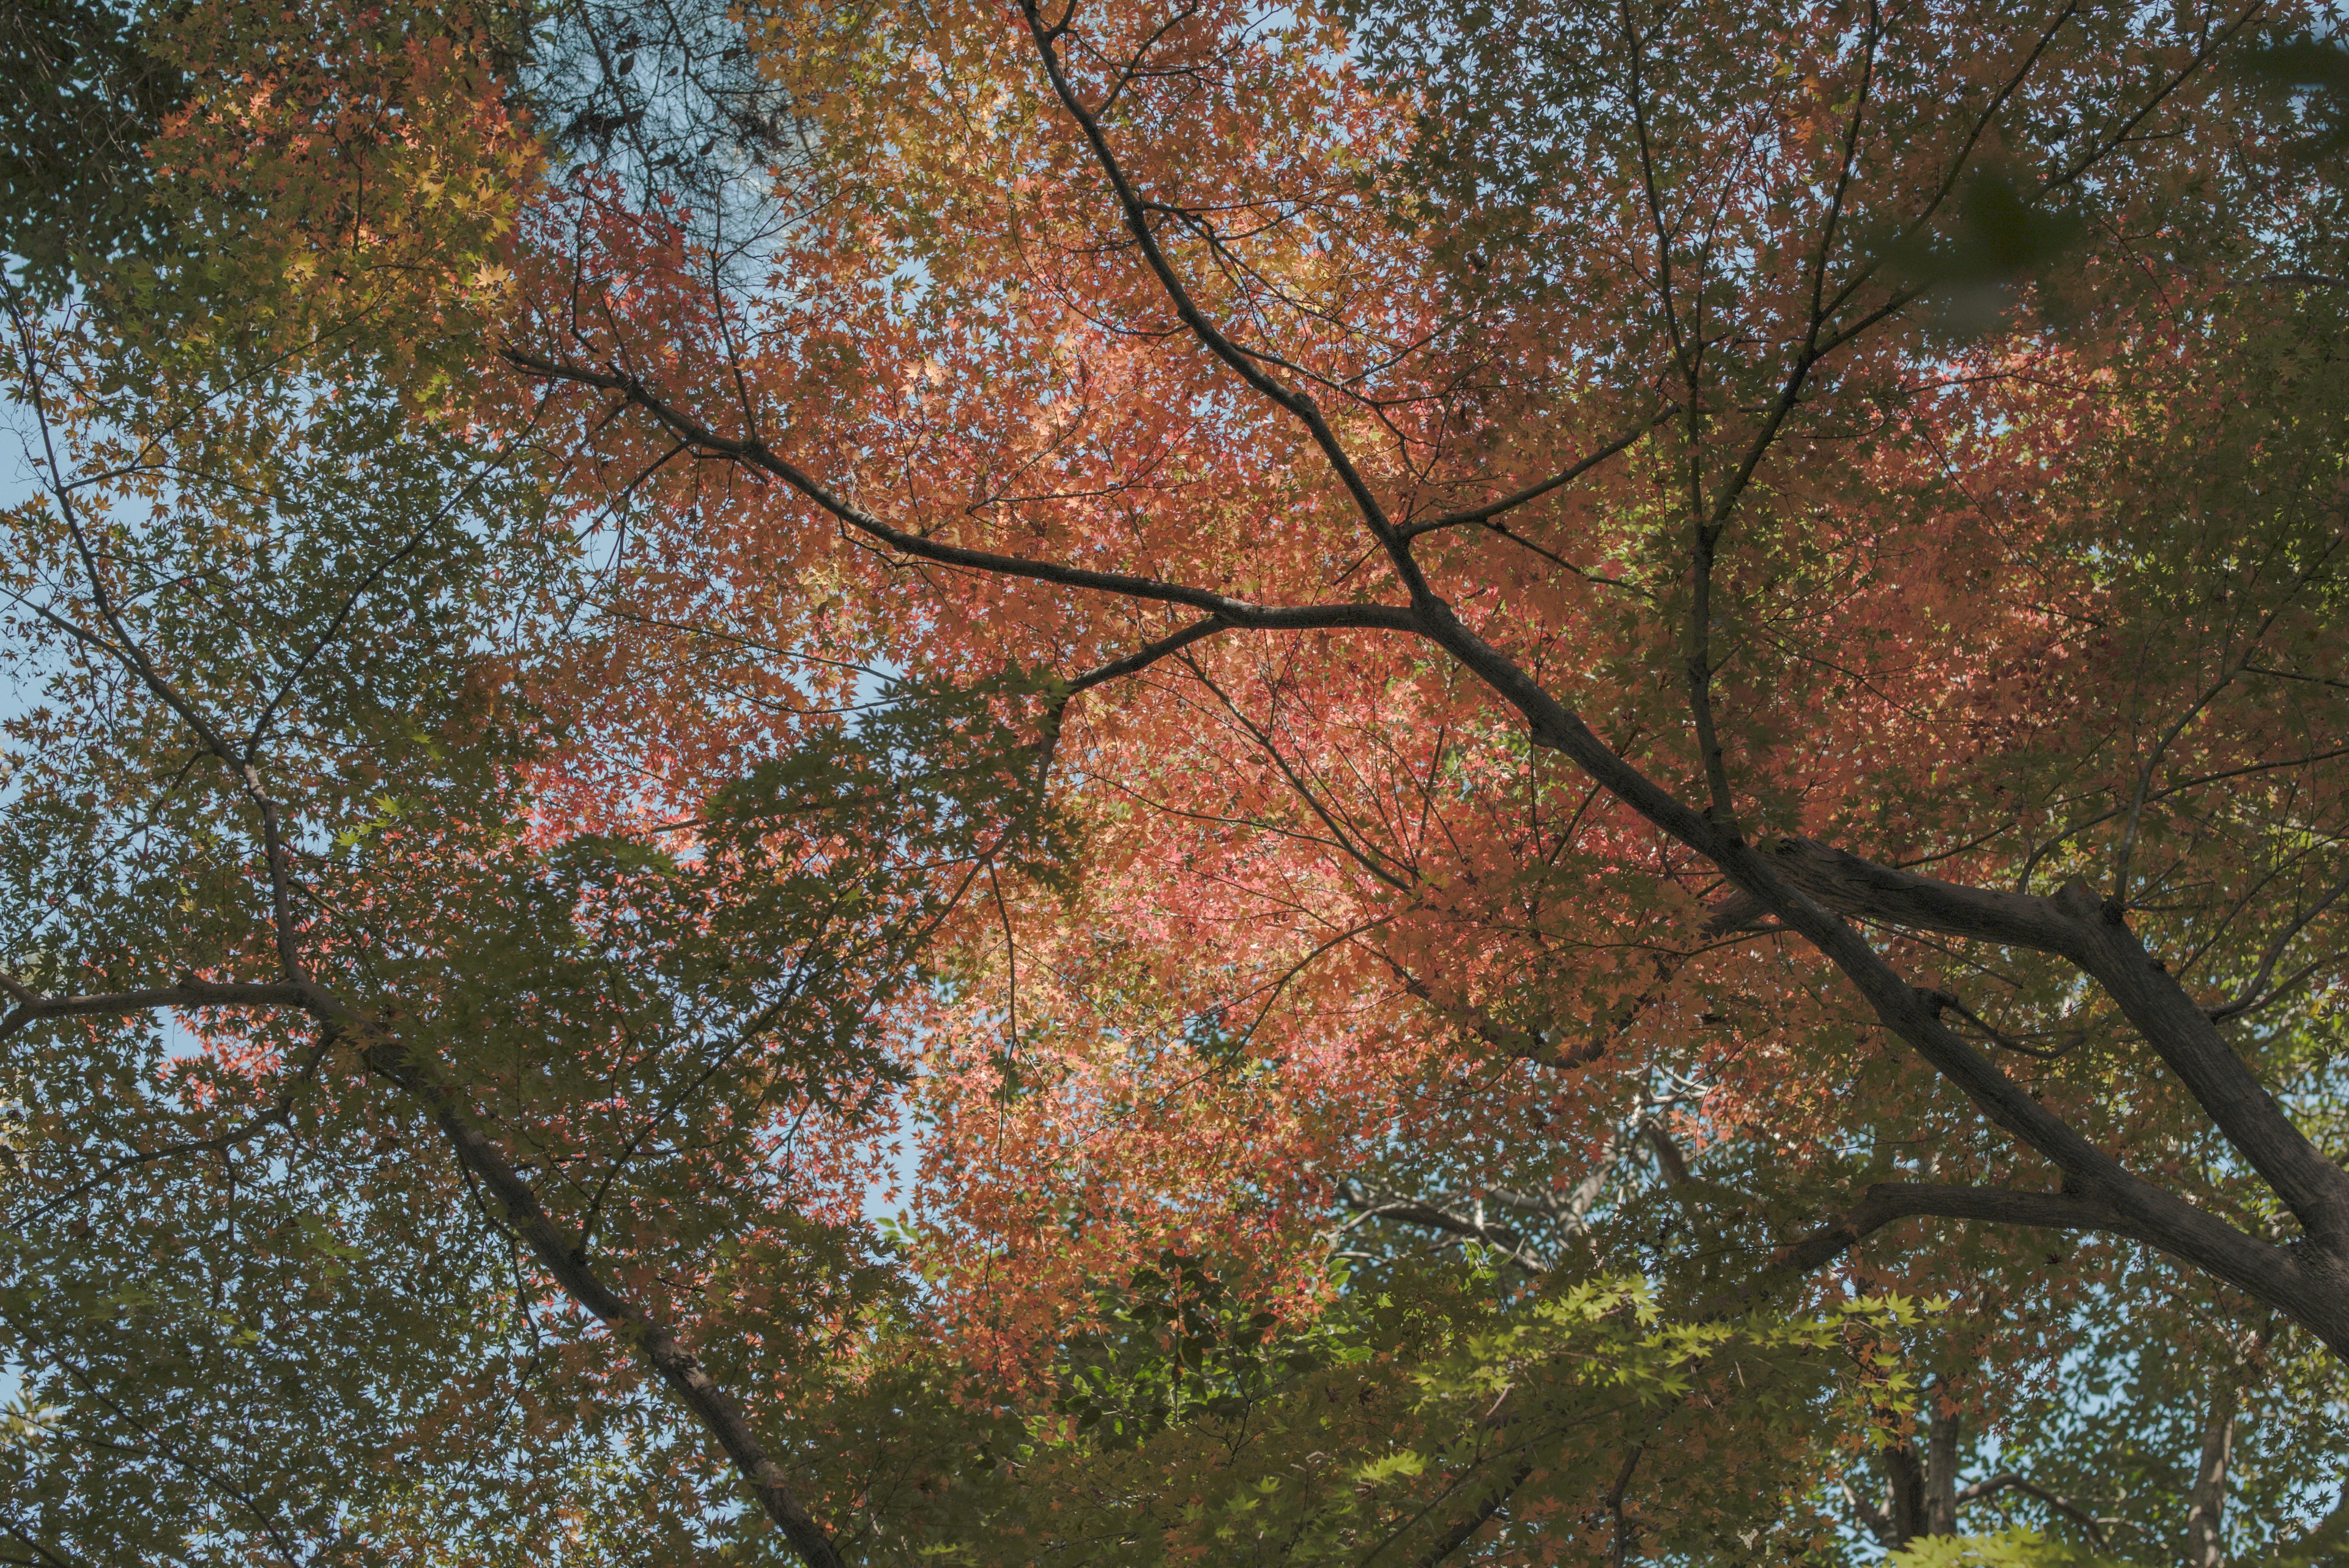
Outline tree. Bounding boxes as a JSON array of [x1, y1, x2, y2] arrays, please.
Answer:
[[8, 0, 2349, 1561], [491, 0, 2349, 1553], [509, 0, 2349, 1329], [0, 0, 187, 302], [0, 7, 1062, 1560]]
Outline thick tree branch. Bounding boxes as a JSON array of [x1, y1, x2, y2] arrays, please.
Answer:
[[2049, 880, 2349, 1252], [0, 978, 310, 1042], [347, 1019, 847, 1568], [1062, 615, 1231, 695], [502, 347, 1421, 638], [1701, 834, 2079, 949], [1702, 838, 2349, 1253], [1012, 0, 1439, 607], [1772, 1181, 2152, 1277]]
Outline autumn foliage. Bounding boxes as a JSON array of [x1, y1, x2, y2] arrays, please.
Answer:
[[3, 0, 2348, 1562]]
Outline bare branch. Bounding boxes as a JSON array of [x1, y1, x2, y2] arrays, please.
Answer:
[[21, 1025, 338, 1226], [2208, 866, 2349, 1024], [1335, 1182, 1550, 1273]]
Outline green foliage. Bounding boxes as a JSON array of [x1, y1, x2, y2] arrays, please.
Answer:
[[0, 0, 186, 300], [909, 1247, 1946, 1567], [0, 287, 1069, 1558], [2236, 37, 2349, 157], [1044, 1252, 1368, 1454], [1887, 1531, 2132, 1568]]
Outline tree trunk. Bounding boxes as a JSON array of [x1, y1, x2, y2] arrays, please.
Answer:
[[1924, 1403, 1961, 1537], [2184, 1380, 2238, 1568], [1883, 1442, 1926, 1545], [1877, 1400, 1962, 1548]]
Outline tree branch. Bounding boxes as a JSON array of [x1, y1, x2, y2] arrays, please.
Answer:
[[1012, 0, 1438, 606], [1957, 1473, 2112, 1553], [502, 347, 1421, 637], [1772, 1181, 2151, 1277], [1397, 409, 1674, 538], [0, 979, 310, 1042], [349, 1020, 847, 1568]]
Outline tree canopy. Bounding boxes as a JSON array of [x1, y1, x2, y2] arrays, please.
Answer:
[[2, 0, 2348, 1563]]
